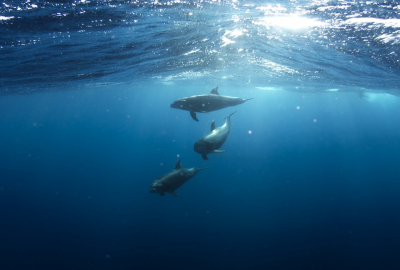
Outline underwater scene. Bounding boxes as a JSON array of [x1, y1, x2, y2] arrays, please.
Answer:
[[1, 1, 400, 269]]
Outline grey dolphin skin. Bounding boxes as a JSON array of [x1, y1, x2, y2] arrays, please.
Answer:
[[149, 159, 204, 196], [170, 86, 253, 121], [194, 111, 236, 160]]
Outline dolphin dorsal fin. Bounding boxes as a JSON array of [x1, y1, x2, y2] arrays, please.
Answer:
[[211, 120, 216, 131], [175, 159, 181, 169], [210, 87, 219, 95]]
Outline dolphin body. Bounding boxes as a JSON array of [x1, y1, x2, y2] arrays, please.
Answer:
[[149, 159, 204, 196], [170, 87, 253, 121], [194, 111, 236, 160]]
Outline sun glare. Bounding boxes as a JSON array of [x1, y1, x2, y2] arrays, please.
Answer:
[[255, 16, 324, 30]]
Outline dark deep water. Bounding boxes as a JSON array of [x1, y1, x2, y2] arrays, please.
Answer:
[[1, 84, 400, 270], [2, 1, 400, 270]]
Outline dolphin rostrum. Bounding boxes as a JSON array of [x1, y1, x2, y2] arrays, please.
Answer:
[[194, 111, 236, 160], [149, 159, 204, 196], [170, 87, 253, 121]]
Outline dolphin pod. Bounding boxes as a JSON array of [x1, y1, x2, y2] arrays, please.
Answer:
[[150, 87, 252, 196]]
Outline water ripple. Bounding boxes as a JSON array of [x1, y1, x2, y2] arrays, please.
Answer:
[[1, 0, 400, 94]]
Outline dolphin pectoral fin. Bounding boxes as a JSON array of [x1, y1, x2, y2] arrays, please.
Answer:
[[160, 192, 165, 196], [213, 150, 225, 153], [190, 111, 199, 121], [168, 191, 180, 196], [202, 154, 208, 160]]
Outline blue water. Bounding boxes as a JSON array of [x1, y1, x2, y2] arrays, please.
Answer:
[[2, 1, 400, 269]]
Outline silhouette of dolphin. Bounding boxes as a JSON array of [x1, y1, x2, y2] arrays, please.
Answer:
[[170, 87, 253, 121], [194, 111, 236, 160], [149, 159, 204, 196]]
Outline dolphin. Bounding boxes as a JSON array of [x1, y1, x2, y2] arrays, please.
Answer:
[[170, 87, 253, 121], [194, 111, 236, 160], [149, 159, 204, 196]]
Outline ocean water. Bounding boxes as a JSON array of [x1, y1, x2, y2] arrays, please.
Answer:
[[1, 1, 400, 269]]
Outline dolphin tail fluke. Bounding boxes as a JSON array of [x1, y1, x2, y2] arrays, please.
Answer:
[[225, 110, 237, 120], [202, 154, 208, 160], [190, 111, 199, 121]]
